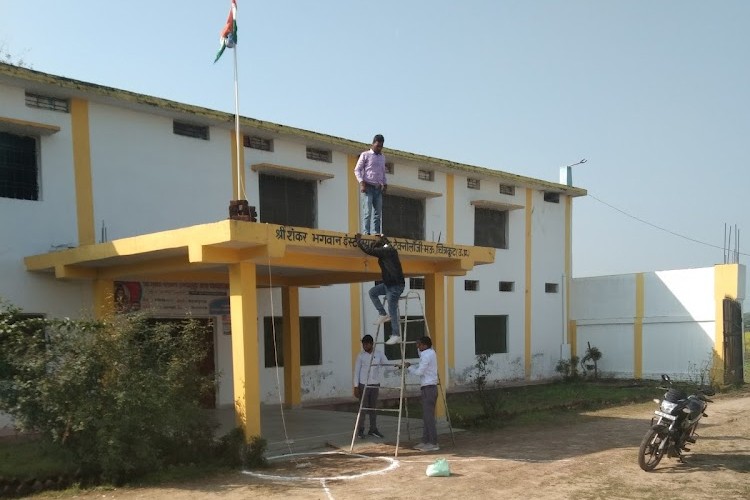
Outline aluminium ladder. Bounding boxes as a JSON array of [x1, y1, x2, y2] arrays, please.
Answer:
[[349, 290, 455, 457]]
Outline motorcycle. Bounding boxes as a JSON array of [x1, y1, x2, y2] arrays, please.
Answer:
[[638, 374, 715, 471]]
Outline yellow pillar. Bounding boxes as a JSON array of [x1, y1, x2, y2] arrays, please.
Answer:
[[634, 273, 644, 379], [568, 320, 577, 359], [713, 264, 741, 383], [70, 98, 95, 246], [92, 278, 114, 319], [228, 262, 261, 440], [282, 286, 301, 408], [425, 272, 446, 417]]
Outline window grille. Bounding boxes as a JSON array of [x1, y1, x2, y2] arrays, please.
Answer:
[[474, 315, 508, 355], [173, 121, 209, 140], [0, 132, 39, 200], [25, 92, 69, 113], [474, 207, 508, 249], [306, 147, 332, 162], [543, 192, 560, 203], [244, 135, 273, 151], [417, 169, 434, 181]]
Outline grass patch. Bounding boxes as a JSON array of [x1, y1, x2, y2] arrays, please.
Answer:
[[445, 379, 660, 429], [0, 437, 77, 479]]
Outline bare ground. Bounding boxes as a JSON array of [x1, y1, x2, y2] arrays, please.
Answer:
[[35, 389, 750, 500]]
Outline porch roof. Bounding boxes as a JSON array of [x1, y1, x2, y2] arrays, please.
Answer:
[[24, 219, 495, 286]]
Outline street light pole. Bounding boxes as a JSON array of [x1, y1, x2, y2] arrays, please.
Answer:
[[559, 158, 587, 186]]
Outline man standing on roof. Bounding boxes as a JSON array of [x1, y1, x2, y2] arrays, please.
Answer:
[[354, 134, 387, 235], [354, 233, 404, 345]]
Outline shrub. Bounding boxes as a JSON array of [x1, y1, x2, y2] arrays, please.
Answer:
[[470, 354, 503, 417], [0, 302, 217, 484], [555, 355, 580, 381], [580, 343, 602, 379]]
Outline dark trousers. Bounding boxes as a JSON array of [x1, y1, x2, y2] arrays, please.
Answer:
[[421, 385, 438, 445], [358, 383, 380, 432]]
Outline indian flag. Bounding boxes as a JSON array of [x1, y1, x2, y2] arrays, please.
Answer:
[[214, 0, 238, 63]]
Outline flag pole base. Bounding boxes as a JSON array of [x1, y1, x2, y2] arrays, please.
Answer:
[[228, 199, 256, 222]]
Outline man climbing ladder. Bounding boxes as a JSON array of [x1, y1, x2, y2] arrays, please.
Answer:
[[354, 233, 405, 345]]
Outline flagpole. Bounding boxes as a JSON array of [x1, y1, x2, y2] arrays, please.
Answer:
[[233, 44, 241, 201]]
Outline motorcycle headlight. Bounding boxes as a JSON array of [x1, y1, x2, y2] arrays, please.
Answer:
[[660, 400, 677, 414]]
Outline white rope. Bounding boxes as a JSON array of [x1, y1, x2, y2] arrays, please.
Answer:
[[266, 229, 294, 456]]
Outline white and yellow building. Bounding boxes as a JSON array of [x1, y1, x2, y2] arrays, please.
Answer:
[[1, 62, 593, 437]]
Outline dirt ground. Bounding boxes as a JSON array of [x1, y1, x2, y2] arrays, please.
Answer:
[[37, 390, 750, 500]]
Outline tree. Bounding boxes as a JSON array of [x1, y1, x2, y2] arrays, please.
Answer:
[[0, 301, 217, 483]]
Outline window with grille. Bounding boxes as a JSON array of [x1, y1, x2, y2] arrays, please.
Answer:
[[263, 316, 323, 367], [475, 315, 508, 355], [543, 192, 560, 203], [385, 162, 394, 174], [382, 193, 425, 240], [467, 178, 480, 190], [0, 132, 39, 200], [173, 121, 209, 140], [465, 280, 479, 291], [417, 169, 434, 181], [244, 135, 273, 151], [25, 92, 69, 113], [498, 184, 515, 195], [409, 277, 424, 290], [545, 283, 559, 293], [306, 147, 332, 163], [499, 281, 515, 292], [259, 173, 316, 228], [474, 207, 508, 249]]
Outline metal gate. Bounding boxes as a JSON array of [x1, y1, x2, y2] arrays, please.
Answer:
[[722, 298, 744, 385]]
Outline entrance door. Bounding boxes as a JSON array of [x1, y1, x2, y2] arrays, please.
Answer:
[[722, 298, 744, 385]]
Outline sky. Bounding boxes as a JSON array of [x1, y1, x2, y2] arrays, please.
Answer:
[[1, 0, 748, 291]]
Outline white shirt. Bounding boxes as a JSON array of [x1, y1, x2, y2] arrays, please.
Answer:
[[408, 347, 438, 386], [354, 349, 389, 386]]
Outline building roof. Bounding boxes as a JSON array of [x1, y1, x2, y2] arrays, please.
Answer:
[[0, 62, 586, 196]]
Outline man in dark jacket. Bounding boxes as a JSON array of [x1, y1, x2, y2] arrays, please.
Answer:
[[355, 233, 405, 344]]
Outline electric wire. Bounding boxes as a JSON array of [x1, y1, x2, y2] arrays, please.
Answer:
[[587, 193, 749, 258]]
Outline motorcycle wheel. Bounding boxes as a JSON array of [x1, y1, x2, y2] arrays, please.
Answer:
[[638, 428, 667, 471]]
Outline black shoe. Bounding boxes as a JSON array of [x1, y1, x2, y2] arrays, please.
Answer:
[[357, 431, 365, 439], [368, 429, 384, 438]]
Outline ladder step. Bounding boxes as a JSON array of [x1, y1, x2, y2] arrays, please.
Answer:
[[361, 407, 402, 413]]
